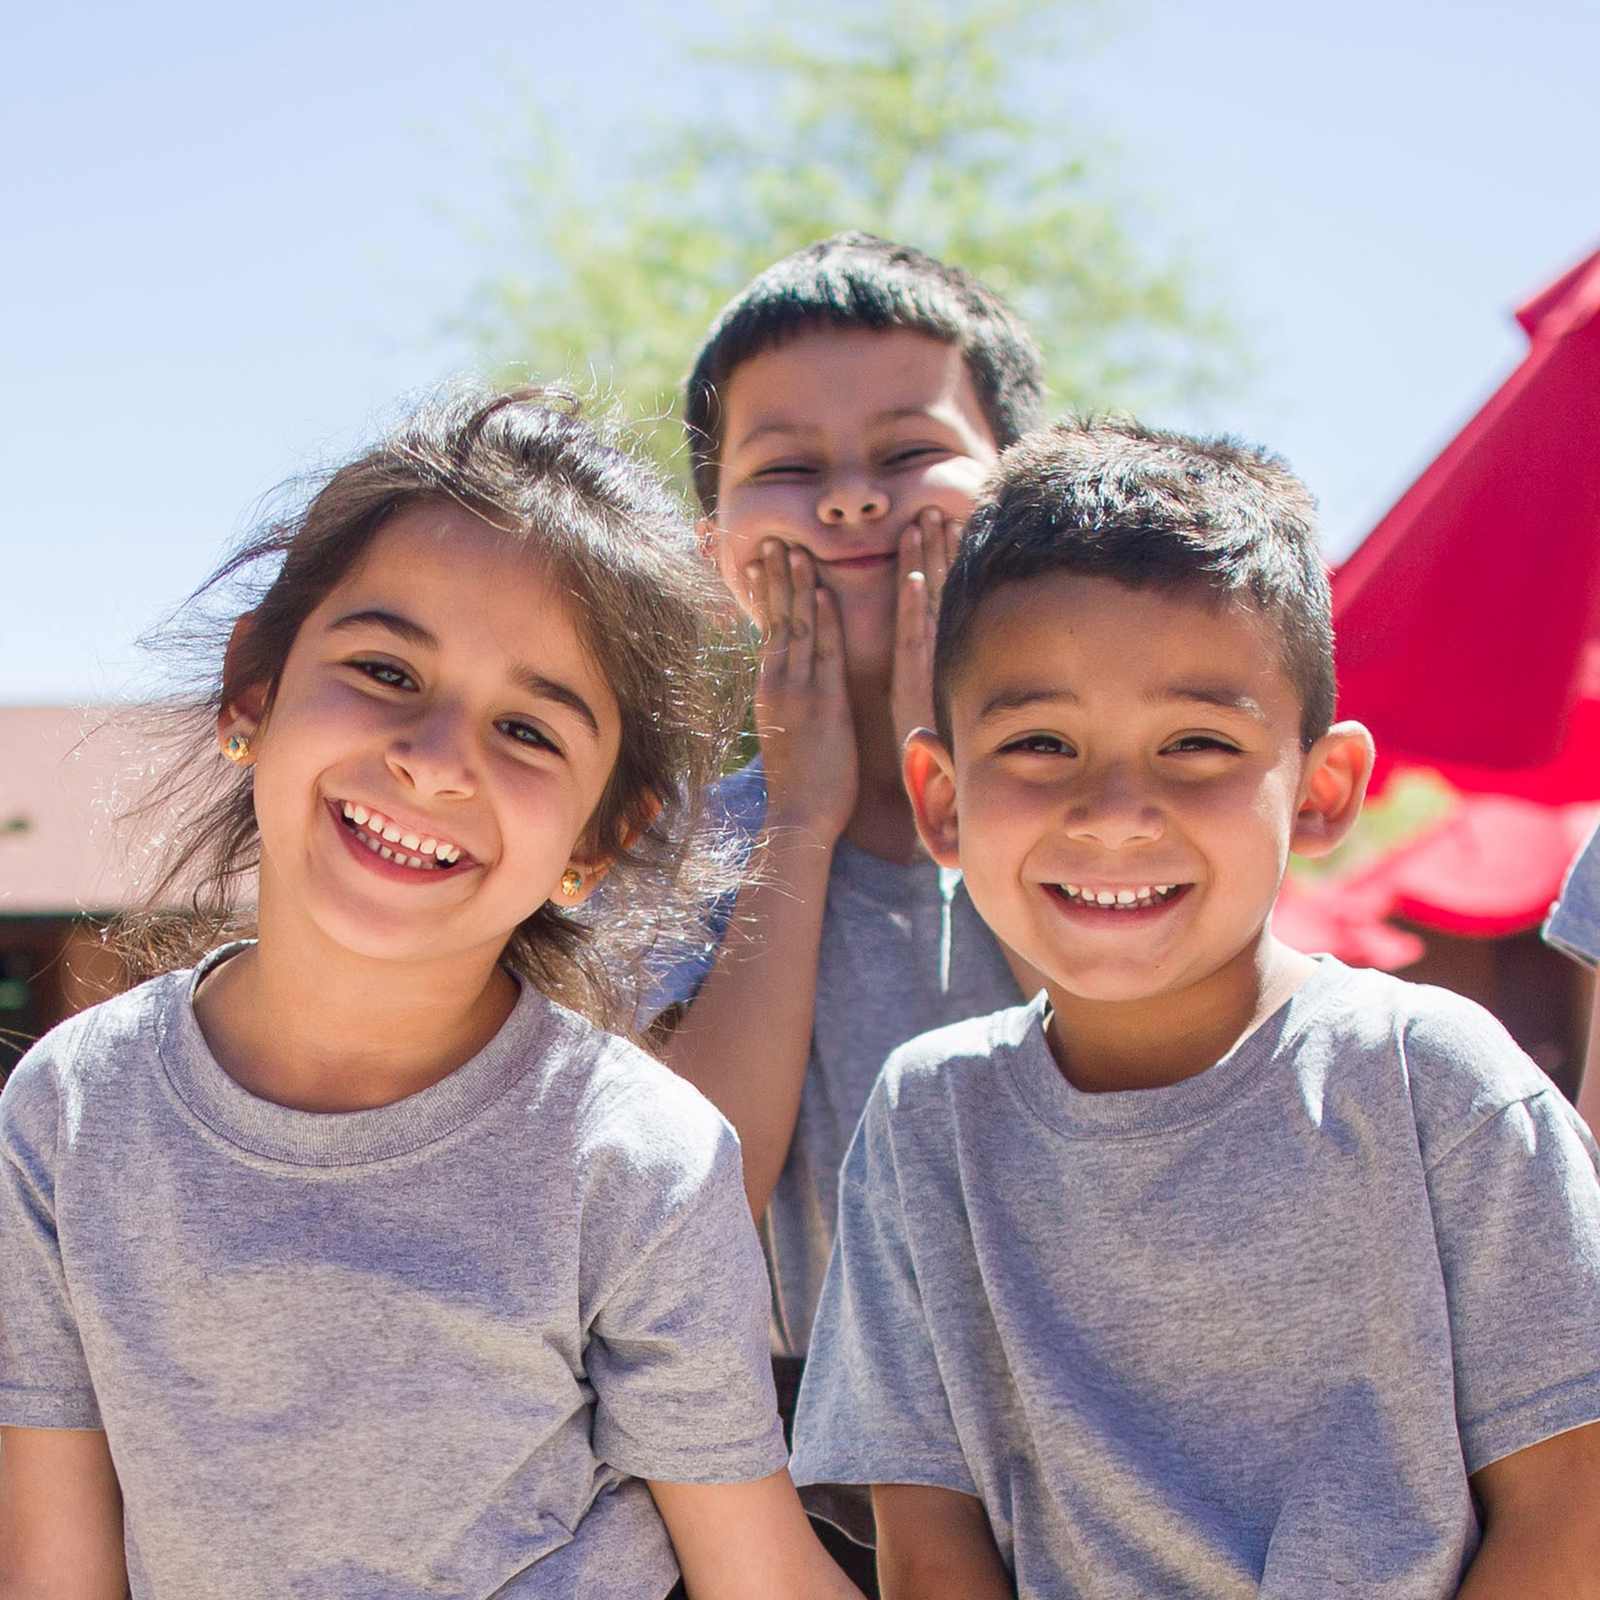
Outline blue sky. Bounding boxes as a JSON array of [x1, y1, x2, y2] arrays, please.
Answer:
[[4, 0, 1595, 702]]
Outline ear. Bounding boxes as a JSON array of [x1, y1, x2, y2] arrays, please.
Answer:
[[1290, 720, 1375, 860], [903, 729, 962, 869], [559, 791, 668, 903], [216, 615, 269, 759]]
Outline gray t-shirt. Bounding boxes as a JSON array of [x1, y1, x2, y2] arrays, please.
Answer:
[[1545, 822, 1600, 965], [791, 960, 1600, 1598], [0, 950, 786, 1600], [649, 759, 1021, 1357]]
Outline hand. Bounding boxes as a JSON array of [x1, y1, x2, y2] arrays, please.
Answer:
[[890, 506, 962, 753], [747, 539, 858, 842]]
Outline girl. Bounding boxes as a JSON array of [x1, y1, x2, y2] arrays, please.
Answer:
[[0, 388, 863, 1600]]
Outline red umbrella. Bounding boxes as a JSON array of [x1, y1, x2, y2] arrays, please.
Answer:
[[1332, 244, 1600, 787]]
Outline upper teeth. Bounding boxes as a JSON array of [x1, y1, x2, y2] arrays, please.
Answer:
[[1060, 883, 1177, 907], [342, 802, 463, 864]]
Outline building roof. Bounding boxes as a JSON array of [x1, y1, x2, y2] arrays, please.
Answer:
[[0, 707, 158, 915]]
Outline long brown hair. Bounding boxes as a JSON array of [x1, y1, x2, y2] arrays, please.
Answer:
[[117, 385, 749, 1034]]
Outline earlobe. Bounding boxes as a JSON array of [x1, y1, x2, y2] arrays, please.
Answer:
[[217, 615, 269, 760], [903, 730, 962, 868], [1291, 721, 1376, 859]]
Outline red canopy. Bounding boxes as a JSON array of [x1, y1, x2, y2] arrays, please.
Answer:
[[1332, 244, 1600, 790]]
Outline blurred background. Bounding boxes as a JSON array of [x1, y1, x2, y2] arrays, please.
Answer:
[[4, 0, 1597, 1075]]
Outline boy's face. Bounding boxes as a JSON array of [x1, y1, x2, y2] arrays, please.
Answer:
[[908, 574, 1369, 1017], [705, 327, 1000, 679]]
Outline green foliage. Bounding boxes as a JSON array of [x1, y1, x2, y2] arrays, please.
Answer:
[[463, 0, 1239, 481]]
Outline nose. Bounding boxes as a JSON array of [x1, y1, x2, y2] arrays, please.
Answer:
[[385, 705, 477, 799], [1063, 764, 1164, 849], [816, 468, 889, 526]]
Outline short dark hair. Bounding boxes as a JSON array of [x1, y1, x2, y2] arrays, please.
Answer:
[[684, 232, 1044, 512], [934, 417, 1336, 748]]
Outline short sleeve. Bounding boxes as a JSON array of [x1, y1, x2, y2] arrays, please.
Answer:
[[0, 1055, 102, 1429], [1424, 1086, 1600, 1473], [1544, 824, 1600, 966], [790, 1086, 976, 1505], [585, 1117, 786, 1484]]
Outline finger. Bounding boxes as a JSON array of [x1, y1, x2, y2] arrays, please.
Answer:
[[812, 583, 846, 691], [762, 538, 795, 655], [786, 546, 818, 679], [921, 507, 951, 614], [896, 520, 929, 657], [745, 558, 771, 637]]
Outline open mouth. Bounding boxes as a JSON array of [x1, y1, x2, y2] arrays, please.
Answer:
[[333, 801, 469, 873], [1046, 882, 1188, 913]]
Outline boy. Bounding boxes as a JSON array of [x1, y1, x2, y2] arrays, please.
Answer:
[[790, 419, 1600, 1597], [652, 236, 1043, 1387]]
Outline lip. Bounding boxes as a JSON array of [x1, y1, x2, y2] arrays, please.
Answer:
[[326, 800, 477, 883], [815, 550, 898, 572], [1041, 881, 1192, 925]]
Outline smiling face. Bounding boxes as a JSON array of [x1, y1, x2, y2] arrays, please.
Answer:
[[707, 326, 1000, 679], [909, 572, 1369, 1041], [231, 502, 622, 975]]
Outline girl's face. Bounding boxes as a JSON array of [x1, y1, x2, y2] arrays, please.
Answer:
[[231, 503, 623, 974]]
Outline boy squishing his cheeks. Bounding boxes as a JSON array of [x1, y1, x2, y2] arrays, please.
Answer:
[[650, 238, 1044, 1465], [791, 420, 1600, 1597]]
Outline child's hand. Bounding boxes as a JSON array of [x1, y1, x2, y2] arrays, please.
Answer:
[[748, 540, 858, 841], [891, 507, 962, 753]]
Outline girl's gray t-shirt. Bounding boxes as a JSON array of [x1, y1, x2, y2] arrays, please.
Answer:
[[0, 953, 787, 1600], [792, 960, 1600, 1597], [647, 759, 1022, 1357]]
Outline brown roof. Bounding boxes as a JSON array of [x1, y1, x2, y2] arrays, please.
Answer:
[[0, 707, 156, 915]]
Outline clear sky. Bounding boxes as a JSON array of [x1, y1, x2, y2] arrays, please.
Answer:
[[4, 0, 1595, 702]]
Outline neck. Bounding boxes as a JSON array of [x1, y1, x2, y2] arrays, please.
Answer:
[[1044, 934, 1316, 1094], [193, 879, 518, 1113], [841, 668, 920, 864]]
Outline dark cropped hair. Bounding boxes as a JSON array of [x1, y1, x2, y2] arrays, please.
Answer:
[[934, 417, 1336, 749], [119, 384, 748, 1034], [684, 231, 1044, 512]]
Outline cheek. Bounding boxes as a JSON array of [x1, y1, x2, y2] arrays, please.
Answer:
[[919, 456, 992, 512]]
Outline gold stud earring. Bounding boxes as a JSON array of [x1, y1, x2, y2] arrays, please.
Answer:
[[223, 734, 251, 763], [560, 868, 584, 898]]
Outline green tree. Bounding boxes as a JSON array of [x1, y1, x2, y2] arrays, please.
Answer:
[[464, 0, 1238, 479]]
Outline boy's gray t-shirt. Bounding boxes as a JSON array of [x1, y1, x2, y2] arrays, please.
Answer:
[[1545, 821, 1600, 964], [791, 960, 1600, 1598], [0, 952, 787, 1600], [648, 759, 1021, 1356]]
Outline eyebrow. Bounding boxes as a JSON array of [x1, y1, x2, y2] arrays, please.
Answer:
[[327, 608, 603, 738], [733, 405, 943, 450], [975, 683, 1267, 722]]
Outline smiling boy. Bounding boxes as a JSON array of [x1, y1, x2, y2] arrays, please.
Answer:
[[790, 419, 1600, 1598]]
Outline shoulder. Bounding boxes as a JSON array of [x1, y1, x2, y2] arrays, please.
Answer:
[[557, 1005, 741, 1184], [870, 1001, 1039, 1128], [0, 971, 185, 1164], [706, 757, 768, 838], [1314, 963, 1551, 1163]]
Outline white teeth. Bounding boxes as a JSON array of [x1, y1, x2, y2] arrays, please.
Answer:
[[380, 846, 394, 860], [365, 835, 380, 852], [342, 801, 354, 819], [1116, 890, 1137, 905], [352, 803, 369, 825], [381, 824, 402, 843], [420, 837, 437, 854], [407, 855, 423, 868], [1095, 890, 1117, 905], [400, 833, 419, 851]]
